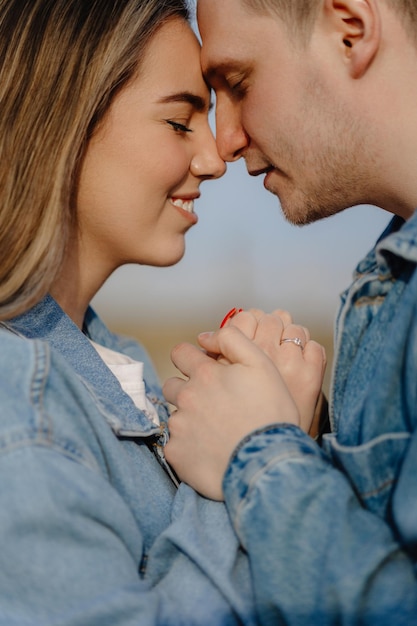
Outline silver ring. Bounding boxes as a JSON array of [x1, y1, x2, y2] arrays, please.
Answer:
[[280, 337, 305, 350]]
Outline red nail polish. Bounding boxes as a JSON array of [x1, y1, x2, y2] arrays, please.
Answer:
[[220, 307, 243, 328]]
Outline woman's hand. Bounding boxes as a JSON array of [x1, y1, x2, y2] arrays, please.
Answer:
[[215, 308, 326, 433]]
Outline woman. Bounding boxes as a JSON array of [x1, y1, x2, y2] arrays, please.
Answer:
[[0, 1, 260, 623]]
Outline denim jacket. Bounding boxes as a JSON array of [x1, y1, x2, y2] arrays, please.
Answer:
[[0, 296, 255, 625], [223, 212, 417, 625]]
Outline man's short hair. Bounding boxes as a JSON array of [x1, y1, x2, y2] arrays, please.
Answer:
[[242, 0, 417, 45], [241, 0, 321, 41]]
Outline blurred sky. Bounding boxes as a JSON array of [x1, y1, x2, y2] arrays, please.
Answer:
[[92, 154, 390, 333]]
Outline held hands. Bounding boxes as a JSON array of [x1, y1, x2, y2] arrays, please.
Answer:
[[218, 309, 326, 433], [163, 309, 326, 501]]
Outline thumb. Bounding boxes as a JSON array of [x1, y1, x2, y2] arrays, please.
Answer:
[[198, 326, 270, 368]]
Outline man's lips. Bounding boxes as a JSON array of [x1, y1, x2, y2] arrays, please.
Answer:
[[247, 165, 286, 192], [246, 165, 285, 196], [247, 165, 274, 178]]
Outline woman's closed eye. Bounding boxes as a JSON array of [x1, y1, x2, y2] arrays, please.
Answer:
[[165, 120, 193, 134]]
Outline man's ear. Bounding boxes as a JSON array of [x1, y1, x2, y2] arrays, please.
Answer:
[[323, 0, 381, 78]]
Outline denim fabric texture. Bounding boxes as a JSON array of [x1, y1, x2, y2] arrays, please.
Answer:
[[0, 297, 255, 625], [224, 213, 417, 625]]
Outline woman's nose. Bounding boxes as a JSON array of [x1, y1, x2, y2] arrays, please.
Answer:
[[190, 128, 226, 180]]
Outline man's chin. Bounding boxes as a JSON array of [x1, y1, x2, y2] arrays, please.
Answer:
[[279, 198, 323, 227]]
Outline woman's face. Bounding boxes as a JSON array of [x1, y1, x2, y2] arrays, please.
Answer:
[[76, 18, 225, 279]]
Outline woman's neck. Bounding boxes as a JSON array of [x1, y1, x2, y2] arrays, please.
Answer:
[[50, 237, 111, 329]]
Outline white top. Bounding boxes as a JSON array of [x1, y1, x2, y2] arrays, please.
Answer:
[[90, 340, 160, 426]]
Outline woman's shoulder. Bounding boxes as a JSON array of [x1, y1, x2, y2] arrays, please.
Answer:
[[0, 325, 47, 392], [0, 327, 110, 472]]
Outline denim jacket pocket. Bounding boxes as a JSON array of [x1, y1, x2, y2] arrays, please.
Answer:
[[323, 432, 411, 520]]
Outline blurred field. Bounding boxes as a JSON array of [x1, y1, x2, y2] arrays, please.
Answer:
[[108, 321, 335, 399], [93, 202, 389, 408]]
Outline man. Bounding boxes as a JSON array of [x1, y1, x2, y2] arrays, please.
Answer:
[[163, 0, 417, 623]]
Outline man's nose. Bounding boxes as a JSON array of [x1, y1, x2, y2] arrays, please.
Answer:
[[215, 103, 249, 162]]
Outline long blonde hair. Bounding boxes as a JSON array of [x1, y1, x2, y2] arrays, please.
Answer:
[[0, 0, 189, 319]]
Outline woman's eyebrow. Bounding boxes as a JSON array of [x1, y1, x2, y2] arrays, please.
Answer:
[[157, 92, 212, 112]]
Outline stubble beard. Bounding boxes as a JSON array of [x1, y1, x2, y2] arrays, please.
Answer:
[[269, 75, 373, 226]]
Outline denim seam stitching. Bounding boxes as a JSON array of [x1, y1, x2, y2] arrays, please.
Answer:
[[30, 340, 51, 439], [234, 452, 317, 534], [0, 434, 102, 474]]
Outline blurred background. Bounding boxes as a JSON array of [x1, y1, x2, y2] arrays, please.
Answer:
[[92, 9, 391, 397], [92, 155, 390, 396]]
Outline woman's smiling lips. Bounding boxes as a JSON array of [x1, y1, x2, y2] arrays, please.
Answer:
[[171, 198, 195, 213], [170, 196, 199, 224]]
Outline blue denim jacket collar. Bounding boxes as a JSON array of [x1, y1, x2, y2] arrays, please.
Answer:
[[330, 211, 417, 437], [3, 295, 163, 437], [378, 212, 417, 266], [354, 213, 417, 280]]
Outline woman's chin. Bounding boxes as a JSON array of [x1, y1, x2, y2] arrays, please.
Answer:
[[144, 247, 186, 268]]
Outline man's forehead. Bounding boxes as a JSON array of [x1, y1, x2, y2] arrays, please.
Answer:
[[198, 1, 254, 78], [197, 0, 249, 36]]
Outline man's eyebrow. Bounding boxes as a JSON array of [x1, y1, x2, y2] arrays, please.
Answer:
[[204, 61, 242, 82], [157, 92, 212, 112]]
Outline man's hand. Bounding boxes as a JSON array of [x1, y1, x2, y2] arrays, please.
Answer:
[[163, 325, 299, 500]]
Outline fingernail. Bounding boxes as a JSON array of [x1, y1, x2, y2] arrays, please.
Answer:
[[219, 307, 243, 328]]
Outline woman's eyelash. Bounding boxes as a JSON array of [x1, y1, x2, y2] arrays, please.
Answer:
[[165, 120, 193, 133]]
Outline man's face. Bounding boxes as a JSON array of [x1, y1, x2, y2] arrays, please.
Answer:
[[198, 0, 373, 225]]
